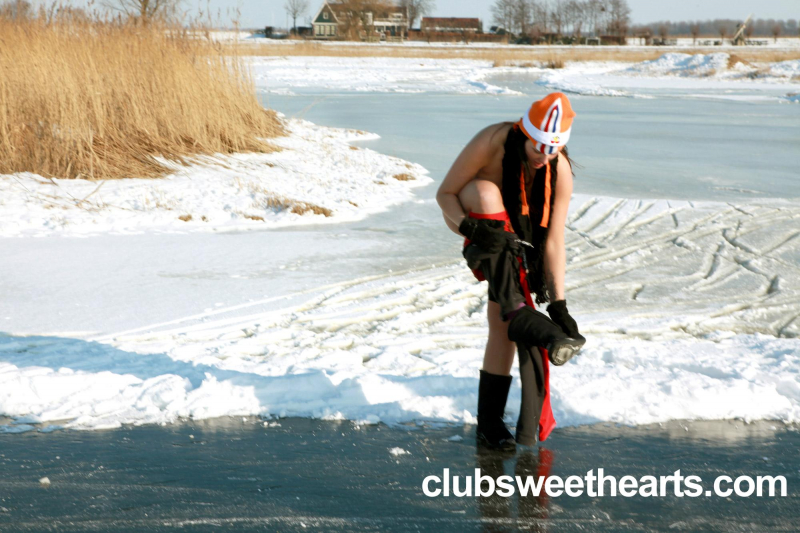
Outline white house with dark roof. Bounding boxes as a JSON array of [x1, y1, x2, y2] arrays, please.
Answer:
[[311, 1, 408, 41]]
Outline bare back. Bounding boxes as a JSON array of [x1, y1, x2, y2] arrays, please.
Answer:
[[439, 121, 515, 198]]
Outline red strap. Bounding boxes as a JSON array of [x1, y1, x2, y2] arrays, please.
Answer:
[[540, 163, 551, 228], [520, 166, 529, 216], [518, 252, 556, 441], [463, 212, 556, 441]]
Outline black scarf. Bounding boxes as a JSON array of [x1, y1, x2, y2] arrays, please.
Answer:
[[500, 125, 558, 305]]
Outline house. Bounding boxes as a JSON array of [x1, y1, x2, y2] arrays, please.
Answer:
[[311, 1, 409, 41], [420, 17, 482, 34]]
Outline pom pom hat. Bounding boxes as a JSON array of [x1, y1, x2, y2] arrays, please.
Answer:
[[518, 92, 576, 155]]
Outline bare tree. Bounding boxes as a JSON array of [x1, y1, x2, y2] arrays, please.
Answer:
[[552, 0, 566, 37], [399, 0, 434, 30], [584, 0, 605, 37], [772, 23, 782, 42], [718, 25, 727, 44], [285, 0, 309, 35], [658, 24, 668, 41], [606, 0, 630, 40], [0, 0, 32, 20], [745, 22, 754, 38], [568, 0, 585, 40], [690, 22, 699, 44], [102, 0, 181, 22], [491, 0, 515, 33], [514, 0, 535, 37], [533, 0, 549, 34]]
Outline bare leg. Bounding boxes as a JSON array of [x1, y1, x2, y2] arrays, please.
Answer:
[[457, 179, 506, 215], [483, 300, 516, 376]]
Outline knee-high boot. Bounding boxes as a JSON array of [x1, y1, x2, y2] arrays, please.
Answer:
[[476, 370, 516, 451]]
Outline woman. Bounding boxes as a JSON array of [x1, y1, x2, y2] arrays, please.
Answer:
[[436, 92, 585, 451]]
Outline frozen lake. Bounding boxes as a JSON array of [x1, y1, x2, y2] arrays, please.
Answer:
[[262, 87, 800, 202], [2, 58, 799, 432]]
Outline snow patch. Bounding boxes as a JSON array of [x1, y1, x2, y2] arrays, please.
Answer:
[[771, 60, 800, 78], [0, 117, 431, 237], [626, 53, 730, 76], [250, 56, 521, 95]]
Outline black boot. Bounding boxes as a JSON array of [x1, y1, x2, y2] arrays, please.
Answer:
[[508, 306, 585, 366], [476, 370, 517, 452]]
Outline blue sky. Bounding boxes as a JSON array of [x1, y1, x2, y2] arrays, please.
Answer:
[[34, 0, 800, 28]]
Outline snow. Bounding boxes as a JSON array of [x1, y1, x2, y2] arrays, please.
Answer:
[[1, 49, 799, 435], [0, 117, 430, 237], [250, 56, 522, 95], [1, 193, 798, 433], [625, 53, 730, 76], [247, 54, 800, 102], [525, 54, 800, 101]]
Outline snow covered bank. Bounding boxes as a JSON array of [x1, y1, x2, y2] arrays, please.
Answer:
[[250, 56, 521, 95], [0, 118, 430, 237], [534, 55, 800, 99], [2, 194, 798, 433], [246, 54, 800, 101]]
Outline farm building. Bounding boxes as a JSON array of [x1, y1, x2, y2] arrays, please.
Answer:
[[420, 17, 482, 33], [311, 1, 409, 41]]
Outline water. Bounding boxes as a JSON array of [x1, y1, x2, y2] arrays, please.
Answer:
[[262, 86, 800, 202]]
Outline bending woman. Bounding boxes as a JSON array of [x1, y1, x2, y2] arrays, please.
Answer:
[[436, 92, 585, 451]]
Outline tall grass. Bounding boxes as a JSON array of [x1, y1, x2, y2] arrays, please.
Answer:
[[237, 41, 800, 64], [0, 14, 282, 180]]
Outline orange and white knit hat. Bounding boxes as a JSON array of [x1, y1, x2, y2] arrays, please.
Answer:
[[518, 92, 576, 155]]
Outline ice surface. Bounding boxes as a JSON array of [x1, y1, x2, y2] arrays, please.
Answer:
[[2, 53, 799, 434]]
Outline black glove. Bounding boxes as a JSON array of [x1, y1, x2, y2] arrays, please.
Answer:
[[459, 217, 519, 254], [547, 300, 585, 341]]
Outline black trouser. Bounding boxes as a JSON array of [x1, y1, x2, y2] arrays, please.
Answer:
[[463, 243, 527, 320], [464, 242, 546, 446]]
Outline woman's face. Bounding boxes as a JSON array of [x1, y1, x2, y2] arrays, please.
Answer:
[[524, 139, 562, 169]]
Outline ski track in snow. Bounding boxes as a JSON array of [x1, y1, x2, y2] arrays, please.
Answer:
[[2, 195, 798, 433]]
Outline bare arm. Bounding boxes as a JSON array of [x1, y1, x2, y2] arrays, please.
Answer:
[[436, 125, 503, 236], [543, 156, 574, 301]]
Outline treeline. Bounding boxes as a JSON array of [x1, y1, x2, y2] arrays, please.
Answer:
[[491, 0, 631, 38], [639, 18, 799, 38], [489, 0, 799, 42]]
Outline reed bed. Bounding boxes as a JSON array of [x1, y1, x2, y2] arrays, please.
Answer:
[[0, 15, 283, 180], [235, 41, 800, 64]]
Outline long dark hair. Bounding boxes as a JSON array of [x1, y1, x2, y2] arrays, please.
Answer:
[[505, 127, 575, 304]]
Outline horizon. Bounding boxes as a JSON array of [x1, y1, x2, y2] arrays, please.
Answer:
[[27, 1, 800, 30]]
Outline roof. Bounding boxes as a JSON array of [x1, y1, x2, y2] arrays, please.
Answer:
[[421, 17, 481, 28], [327, 1, 406, 19]]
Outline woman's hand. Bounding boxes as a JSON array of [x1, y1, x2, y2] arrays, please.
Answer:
[[547, 300, 585, 341], [459, 218, 519, 253]]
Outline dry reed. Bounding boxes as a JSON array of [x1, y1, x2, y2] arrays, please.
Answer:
[[235, 41, 800, 64], [0, 15, 283, 180]]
